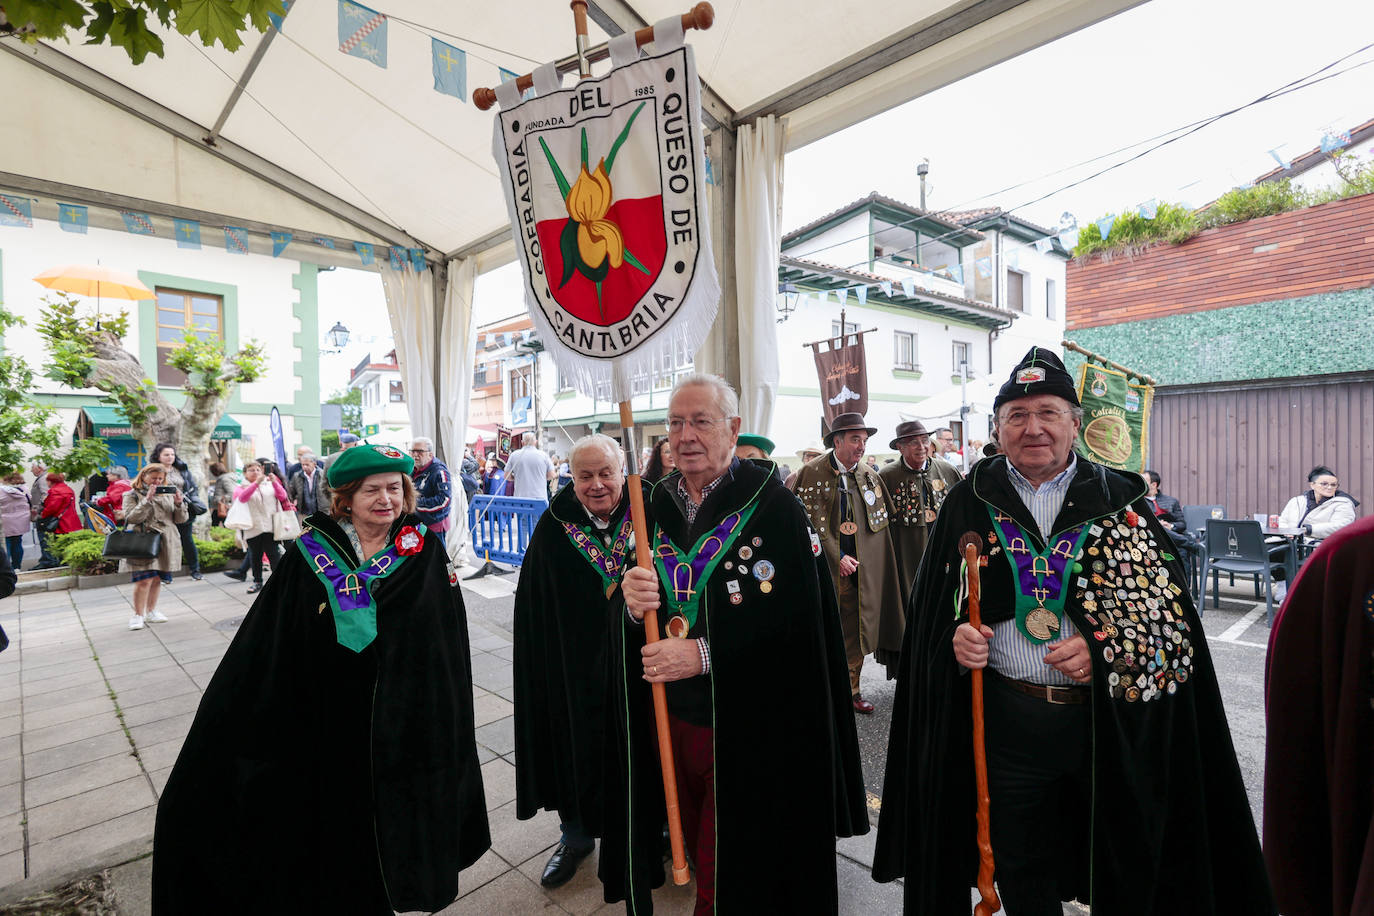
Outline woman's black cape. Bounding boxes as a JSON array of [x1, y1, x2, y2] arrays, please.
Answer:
[[151, 512, 490, 914]]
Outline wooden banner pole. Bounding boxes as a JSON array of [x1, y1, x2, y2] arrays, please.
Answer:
[[965, 541, 1000, 916], [474, 3, 715, 109], [1061, 339, 1157, 386]]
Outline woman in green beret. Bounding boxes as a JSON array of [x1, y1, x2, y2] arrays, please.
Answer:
[[153, 444, 491, 915]]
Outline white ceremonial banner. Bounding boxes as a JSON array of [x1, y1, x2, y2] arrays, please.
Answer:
[[491, 38, 719, 401]]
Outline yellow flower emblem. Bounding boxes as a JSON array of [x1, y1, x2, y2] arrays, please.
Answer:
[[565, 160, 625, 270]]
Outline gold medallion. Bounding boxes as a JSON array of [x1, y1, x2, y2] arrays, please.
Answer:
[[923, 508, 938, 524], [759, 581, 772, 594], [839, 521, 859, 535], [1025, 607, 1061, 641], [667, 614, 690, 638]]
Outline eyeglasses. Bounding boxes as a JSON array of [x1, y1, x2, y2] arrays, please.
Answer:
[[1000, 408, 1072, 429], [410, 448, 430, 455], [667, 416, 729, 433]]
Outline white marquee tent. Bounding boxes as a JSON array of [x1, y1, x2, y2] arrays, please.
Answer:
[[1, 0, 1143, 556]]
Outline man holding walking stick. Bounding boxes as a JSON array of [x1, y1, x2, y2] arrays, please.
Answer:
[[608, 374, 867, 915], [872, 348, 1274, 915]]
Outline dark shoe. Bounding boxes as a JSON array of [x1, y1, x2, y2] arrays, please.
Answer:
[[223, 569, 247, 582], [540, 842, 592, 888], [852, 695, 875, 715], [246, 583, 263, 594], [190, 571, 203, 581]]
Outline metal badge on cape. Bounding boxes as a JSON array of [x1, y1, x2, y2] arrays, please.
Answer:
[[491, 35, 719, 401]]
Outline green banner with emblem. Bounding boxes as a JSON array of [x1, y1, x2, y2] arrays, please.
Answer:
[[1074, 363, 1153, 472]]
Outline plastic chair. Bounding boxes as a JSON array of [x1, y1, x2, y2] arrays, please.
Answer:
[[1201, 519, 1283, 625], [1183, 504, 1225, 540]]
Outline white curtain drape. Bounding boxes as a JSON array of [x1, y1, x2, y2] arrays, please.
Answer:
[[438, 257, 478, 564], [734, 114, 786, 436]]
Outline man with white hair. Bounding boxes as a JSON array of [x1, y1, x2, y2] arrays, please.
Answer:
[[606, 373, 867, 914], [409, 437, 453, 545], [512, 434, 634, 889], [505, 432, 555, 500]]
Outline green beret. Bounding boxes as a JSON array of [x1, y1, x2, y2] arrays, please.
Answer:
[[326, 444, 415, 487], [736, 433, 776, 456]]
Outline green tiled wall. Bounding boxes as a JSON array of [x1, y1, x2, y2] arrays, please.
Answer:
[[1064, 288, 1374, 385]]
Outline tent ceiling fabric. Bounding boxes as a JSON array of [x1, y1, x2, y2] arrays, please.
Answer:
[[4, 0, 1142, 262]]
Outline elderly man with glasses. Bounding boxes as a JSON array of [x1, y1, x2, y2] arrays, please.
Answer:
[[409, 437, 453, 545], [873, 347, 1275, 915], [608, 373, 867, 915]]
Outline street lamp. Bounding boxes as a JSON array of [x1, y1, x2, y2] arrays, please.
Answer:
[[324, 321, 351, 352]]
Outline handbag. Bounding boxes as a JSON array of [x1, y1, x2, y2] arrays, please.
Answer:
[[224, 499, 253, 530], [272, 509, 302, 541], [185, 492, 208, 518], [38, 514, 62, 533], [103, 526, 162, 560]]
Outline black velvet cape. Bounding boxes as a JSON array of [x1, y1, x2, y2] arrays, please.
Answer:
[[513, 482, 640, 834], [599, 459, 869, 914], [1264, 514, 1374, 916], [151, 512, 491, 915], [872, 455, 1276, 914]]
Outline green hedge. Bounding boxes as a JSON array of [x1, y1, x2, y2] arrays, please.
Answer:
[[48, 530, 118, 575]]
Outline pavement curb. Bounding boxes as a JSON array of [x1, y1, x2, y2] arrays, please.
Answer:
[[0, 837, 152, 906]]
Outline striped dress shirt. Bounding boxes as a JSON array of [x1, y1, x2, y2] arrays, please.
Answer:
[[987, 454, 1080, 685]]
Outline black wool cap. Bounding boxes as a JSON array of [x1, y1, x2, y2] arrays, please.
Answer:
[[993, 346, 1080, 412]]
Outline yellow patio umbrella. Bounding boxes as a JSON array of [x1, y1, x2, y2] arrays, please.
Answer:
[[32, 264, 155, 301]]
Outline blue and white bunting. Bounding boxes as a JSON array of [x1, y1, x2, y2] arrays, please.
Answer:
[[1096, 214, 1117, 240], [704, 155, 715, 186], [1059, 228, 1080, 250], [389, 247, 404, 270], [899, 277, 915, 297], [854, 285, 868, 305], [1319, 129, 1351, 154], [835, 287, 850, 306], [271, 232, 292, 257], [174, 218, 201, 249], [976, 257, 991, 279], [120, 211, 155, 235], [878, 280, 892, 297], [408, 248, 426, 272], [224, 226, 249, 255], [313, 236, 336, 249], [338, 0, 387, 68], [432, 38, 466, 100], [354, 242, 374, 266], [58, 203, 87, 234], [1268, 148, 1291, 171], [1138, 199, 1158, 220], [948, 264, 964, 284], [0, 194, 33, 228], [1034, 237, 1052, 254]]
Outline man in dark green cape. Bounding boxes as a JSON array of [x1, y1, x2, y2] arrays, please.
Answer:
[[872, 348, 1274, 915], [606, 374, 868, 914]]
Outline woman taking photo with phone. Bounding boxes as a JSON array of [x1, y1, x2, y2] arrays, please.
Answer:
[[122, 464, 188, 631], [152, 443, 205, 580], [233, 459, 293, 594]]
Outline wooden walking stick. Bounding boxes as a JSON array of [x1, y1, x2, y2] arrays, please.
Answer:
[[963, 538, 1000, 916]]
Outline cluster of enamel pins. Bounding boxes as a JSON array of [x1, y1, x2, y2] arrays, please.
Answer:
[[890, 476, 945, 526], [721, 537, 775, 605], [1075, 512, 1195, 703]]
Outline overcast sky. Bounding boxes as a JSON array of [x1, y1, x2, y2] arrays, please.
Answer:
[[320, 0, 1373, 389]]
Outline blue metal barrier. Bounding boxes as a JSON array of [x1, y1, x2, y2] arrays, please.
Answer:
[[468, 495, 547, 566]]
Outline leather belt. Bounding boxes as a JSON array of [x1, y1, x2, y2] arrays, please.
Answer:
[[993, 672, 1090, 705]]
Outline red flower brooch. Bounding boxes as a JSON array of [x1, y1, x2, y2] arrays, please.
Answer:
[[395, 526, 424, 555], [1124, 510, 1139, 527]]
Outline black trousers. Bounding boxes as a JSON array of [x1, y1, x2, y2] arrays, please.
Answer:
[[984, 672, 1091, 916], [245, 532, 282, 585], [176, 520, 199, 573]]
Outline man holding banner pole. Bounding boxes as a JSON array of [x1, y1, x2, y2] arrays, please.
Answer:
[[610, 374, 867, 914], [873, 347, 1274, 914]]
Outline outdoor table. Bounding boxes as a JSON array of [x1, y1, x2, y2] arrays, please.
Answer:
[[1264, 526, 1307, 583]]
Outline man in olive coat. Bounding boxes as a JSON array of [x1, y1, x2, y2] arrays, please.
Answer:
[[878, 419, 963, 612]]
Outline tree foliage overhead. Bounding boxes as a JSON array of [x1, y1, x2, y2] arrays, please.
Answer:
[[1, 0, 285, 64], [0, 303, 111, 479], [319, 387, 362, 454], [35, 293, 266, 494]]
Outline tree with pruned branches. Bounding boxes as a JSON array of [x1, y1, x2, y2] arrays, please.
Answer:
[[36, 293, 266, 500]]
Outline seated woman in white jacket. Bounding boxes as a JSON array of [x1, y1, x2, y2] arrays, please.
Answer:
[[1278, 465, 1359, 540]]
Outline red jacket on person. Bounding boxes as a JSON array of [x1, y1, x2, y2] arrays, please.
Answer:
[[41, 482, 83, 534], [97, 479, 133, 520]]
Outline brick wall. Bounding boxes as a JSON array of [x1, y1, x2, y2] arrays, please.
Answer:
[[1066, 192, 1374, 328]]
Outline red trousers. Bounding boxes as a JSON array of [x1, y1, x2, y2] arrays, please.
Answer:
[[668, 714, 716, 915]]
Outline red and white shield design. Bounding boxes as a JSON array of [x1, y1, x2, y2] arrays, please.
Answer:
[[493, 45, 716, 376]]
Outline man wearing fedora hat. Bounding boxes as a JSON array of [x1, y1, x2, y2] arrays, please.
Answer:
[[792, 412, 904, 713], [878, 419, 962, 616]]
